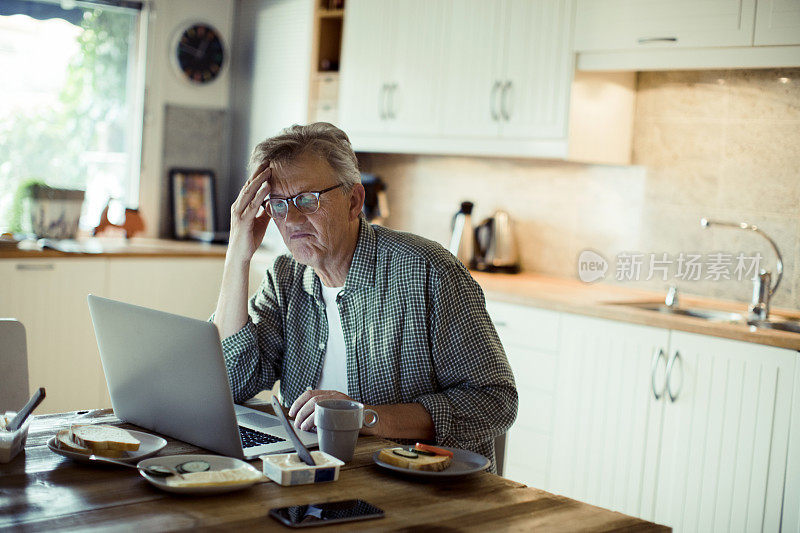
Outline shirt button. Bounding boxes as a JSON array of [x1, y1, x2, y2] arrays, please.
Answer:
[[318, 342, 325, 350]]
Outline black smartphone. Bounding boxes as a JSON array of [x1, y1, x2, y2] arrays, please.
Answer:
[[269, 499, 384, 528]]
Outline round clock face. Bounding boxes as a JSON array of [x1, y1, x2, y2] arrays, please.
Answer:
[[176, 23, 224, 84]]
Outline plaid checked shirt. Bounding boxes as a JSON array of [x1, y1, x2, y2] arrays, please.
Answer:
[[219, 219, 518, 470]]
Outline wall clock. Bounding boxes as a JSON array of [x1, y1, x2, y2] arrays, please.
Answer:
[[173, 22, 225, 84]]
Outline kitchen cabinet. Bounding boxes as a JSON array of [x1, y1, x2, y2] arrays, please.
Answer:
[[486, 300, 561, 485], [0, 259, 108, 414], [339, 0, 578, 159], [547, 313, 797, 532], [575, 0, 800, 70], [339, 0, 444, 137], [574, 0, 757, 52], [755, 0, 800, 45], [440, 0, 572, 141], [1, 256, 226, 414], [548, 315, 668, 519], [653, 331, 794, 533], [106, 258, 224, 321]]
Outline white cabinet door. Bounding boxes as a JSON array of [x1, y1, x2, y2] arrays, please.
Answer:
[[338, 0, 392, 135], [486, 300, 561, 487], [382, 0, 446, 136], [438, 0, 505, 138], [755, 0, 800, 45], [653, 331, 795, 533], [549, 314, 669, 520], [574, 0, 757, 51], [501, 0, 573, 140], [106, 258, 224, 321], [0, 259, 108, 414]]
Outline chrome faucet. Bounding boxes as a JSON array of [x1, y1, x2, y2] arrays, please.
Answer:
[[700, 218, 783, 321], [665, 284, 679, 309]]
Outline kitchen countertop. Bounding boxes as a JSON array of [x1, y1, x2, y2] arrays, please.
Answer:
[[4, 237, 798, 351], [0, 237, 228, 259], [473, 271, 800, 351]]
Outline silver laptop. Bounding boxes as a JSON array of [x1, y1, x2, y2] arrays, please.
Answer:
[[87, 294, 317, 459]]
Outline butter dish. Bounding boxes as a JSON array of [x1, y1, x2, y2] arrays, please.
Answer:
[[261, 451, 344, 486], [0, 411, 31, 463]]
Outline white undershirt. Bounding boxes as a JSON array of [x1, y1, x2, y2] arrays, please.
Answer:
[[317, 284, 348, 394]]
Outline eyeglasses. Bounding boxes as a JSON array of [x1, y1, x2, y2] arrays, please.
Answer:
[[263, 183, 343, 219]]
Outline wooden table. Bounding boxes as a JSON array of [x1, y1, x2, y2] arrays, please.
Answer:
[[1, 407, 669, 531]]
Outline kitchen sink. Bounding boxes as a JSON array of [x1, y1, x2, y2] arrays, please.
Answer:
[[615, 301, 800, 334], [621, 302, 745, 323], [747, 319, 800, 334]]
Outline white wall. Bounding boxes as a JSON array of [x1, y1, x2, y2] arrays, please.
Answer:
[[138, 0, 235, 238]]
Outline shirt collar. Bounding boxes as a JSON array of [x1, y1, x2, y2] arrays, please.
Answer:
[[301, 217, 375, 298]]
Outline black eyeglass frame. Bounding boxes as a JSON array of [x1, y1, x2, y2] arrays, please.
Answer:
[[262, 183, 344, 218]]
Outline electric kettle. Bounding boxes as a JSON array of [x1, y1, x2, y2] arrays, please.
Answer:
[[474, 210, 519, 273], [449, 201, 474, 268]]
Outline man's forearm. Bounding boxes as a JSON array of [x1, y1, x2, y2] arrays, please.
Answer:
[[213, 258, 251, 339], [361, 403, 435, 440]]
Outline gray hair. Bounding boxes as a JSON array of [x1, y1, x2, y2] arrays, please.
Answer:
[[249, 122, 360, 190]]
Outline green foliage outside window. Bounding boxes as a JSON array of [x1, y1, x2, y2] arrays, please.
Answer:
[[0, 9, 134, 232]]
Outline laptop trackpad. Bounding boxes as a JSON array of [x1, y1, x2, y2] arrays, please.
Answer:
[[239, 413, 281, 429]]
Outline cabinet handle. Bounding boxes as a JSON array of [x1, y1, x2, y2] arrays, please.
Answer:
[[16, 263, 55, 271], [492, 320, 508, 328], [665, 350, 682, 402], [388, 83, 397, 120], [637, 37, 678, 44], [490, 80, 501, 121], [651, 347, 666, 401], [379, 84, 388, 120], [500, 80, 512, 121]]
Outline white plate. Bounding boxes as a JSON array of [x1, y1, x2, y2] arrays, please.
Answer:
[[373, 446, 490, 478], [137, 454, 265, 495], [47, 429, 167, 464]]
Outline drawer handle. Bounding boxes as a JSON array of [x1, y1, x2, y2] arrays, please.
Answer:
[[651, 347, 666, 401], [490, 80, 501, 121], [16, 263, 55, 271], [666, 350, 682, 402], [637, 37, 678, 44]]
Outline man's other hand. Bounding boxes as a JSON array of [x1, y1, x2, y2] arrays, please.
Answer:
[[288, 389, 353, 432]]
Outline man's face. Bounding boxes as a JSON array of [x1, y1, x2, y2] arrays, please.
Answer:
[[269, 151, 358, 269]]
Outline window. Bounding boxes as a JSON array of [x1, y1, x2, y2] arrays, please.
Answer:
[[0, 0, 144, 233]]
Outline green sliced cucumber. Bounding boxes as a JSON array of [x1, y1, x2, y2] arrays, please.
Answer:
[[413, 449, 436, 456], [392, 449, 418, 459], [176, 460, 211, 474]]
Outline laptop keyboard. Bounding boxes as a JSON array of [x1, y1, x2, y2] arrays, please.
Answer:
[[239, 425, 285, 448]]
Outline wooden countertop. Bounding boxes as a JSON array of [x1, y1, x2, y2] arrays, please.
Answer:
[[0, 237, 227, 259], [473, 271, 800, 351], [0, 406, 667, 532]]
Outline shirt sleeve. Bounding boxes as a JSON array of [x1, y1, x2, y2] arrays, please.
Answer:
[[212, 264, 285, 403], [416, 264, 518, 452]]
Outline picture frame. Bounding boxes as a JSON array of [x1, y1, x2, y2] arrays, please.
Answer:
[[170, 168, 216, 239]]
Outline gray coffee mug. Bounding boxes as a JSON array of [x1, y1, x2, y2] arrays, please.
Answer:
[[314, 399, 379, 463]]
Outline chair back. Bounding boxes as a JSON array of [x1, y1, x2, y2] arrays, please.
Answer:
[[0, 319, 30, 410]]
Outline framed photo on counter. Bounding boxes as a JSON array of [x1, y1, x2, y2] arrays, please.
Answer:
[[170, 168, 216, 239]]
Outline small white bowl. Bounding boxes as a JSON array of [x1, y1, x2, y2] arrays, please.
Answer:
[[261, 451, 344, 486], [0, 411, 31, 463]]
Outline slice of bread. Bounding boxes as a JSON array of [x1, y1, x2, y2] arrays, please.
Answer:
[[378, 447, 452, 472], [71, 425, 141, 452], [55, 429, 126, 458]]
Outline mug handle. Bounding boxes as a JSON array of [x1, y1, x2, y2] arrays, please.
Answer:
[[363, 409, 379, 428]]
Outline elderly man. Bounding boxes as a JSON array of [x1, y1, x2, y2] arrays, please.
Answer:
[[212, 122, 517, 470]]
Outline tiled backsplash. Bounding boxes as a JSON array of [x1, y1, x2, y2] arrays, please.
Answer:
[[357, 68, 800, 310]]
